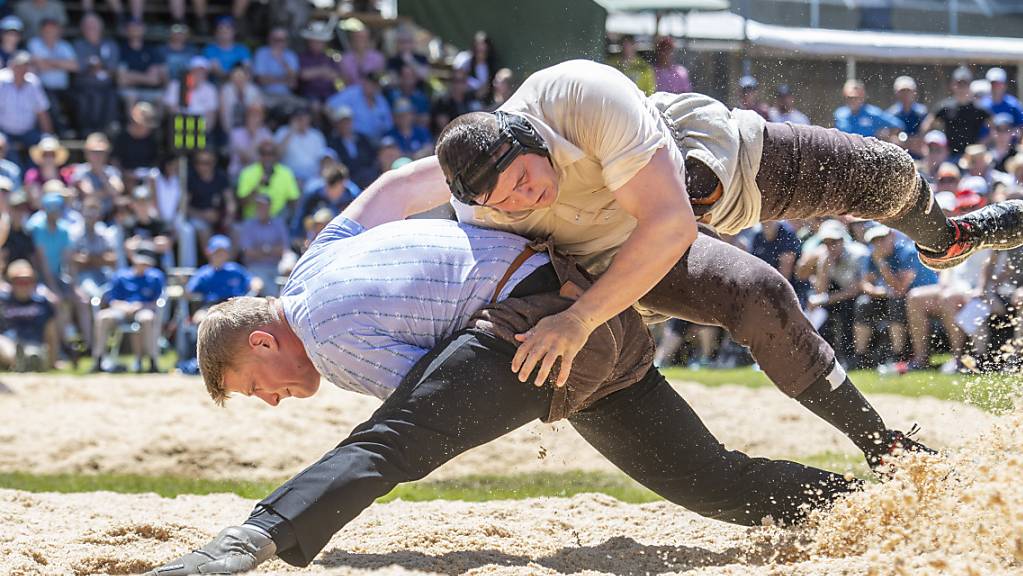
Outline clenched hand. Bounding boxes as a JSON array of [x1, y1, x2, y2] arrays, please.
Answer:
[[512, 308, 596, 388]]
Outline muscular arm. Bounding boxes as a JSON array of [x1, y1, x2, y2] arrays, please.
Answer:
[[340, 155, 449, 229], [566, 146, 696, 329]]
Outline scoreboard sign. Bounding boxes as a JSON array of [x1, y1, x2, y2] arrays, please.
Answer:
[[169, 114, 207, 152]]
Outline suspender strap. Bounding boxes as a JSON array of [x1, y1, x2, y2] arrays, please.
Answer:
[[490, 245, 538, 304]]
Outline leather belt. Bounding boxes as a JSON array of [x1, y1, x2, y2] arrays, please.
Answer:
[[490, 245, 538, 304]]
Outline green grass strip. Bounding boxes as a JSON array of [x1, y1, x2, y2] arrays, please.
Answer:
[[0, 454, 873, 503], [661, 366, 1021, 413]]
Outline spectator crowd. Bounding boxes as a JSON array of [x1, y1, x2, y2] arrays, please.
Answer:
[[0, 10, 1022, 376]]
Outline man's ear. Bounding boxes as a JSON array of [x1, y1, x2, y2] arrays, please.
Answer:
[[248, 330, 279, 352]]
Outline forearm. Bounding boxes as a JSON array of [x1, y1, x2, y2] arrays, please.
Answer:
[[569, 212, 695, 329], [341, 155, 449, 229]]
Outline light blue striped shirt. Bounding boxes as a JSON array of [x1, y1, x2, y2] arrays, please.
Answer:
[[280, 217, 550, 398]]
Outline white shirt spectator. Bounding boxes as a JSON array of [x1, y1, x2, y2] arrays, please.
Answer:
[[27, 36, 76, 90], [0, 68, 49, 135], [155, 171, 181, 223], [273, 125, 326, 183], [163, 79, 219, 127], [769, 108, 810, 125]]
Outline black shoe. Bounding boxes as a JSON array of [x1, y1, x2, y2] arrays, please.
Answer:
[[866, 424, 938, 478], [147, 357, 162, 374], [918, 199, 1023, 270]]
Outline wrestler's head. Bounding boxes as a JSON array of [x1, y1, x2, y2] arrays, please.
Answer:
[[197, 296, 321, 406], [436, 111, 558, 213]]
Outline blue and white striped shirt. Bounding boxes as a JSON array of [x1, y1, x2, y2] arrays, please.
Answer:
[[280, 217, 550, 398]]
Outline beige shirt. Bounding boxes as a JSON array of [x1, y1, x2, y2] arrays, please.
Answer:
[[453, 59, 766, 274]]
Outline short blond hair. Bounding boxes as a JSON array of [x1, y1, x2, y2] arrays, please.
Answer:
[[197, 296, 279, 405]]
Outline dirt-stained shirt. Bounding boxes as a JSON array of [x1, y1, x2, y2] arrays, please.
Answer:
[[453, 59, 765, 274]]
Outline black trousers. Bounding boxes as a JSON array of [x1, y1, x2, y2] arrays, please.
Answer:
[[250, 330, 859, 567]]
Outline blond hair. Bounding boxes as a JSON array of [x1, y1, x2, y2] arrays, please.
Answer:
[[197, 296, 279, 405]]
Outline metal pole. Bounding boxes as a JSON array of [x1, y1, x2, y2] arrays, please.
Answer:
[[177, 155, 188, 266], [950, 0, 959, 35], [810, 0, 820, 28], [846, 57, 857, 81]]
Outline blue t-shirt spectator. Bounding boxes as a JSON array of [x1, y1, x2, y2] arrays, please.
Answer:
[[886, 102, 928, 136], [120, 41, 164, 73], [385, 124, 432, 156], [749, 222, 801, 273], [28, 219, 72, 281], [0, 290, 55, 343], [108, 267, 165, 302], [163, 43, 197, 81], [326, 85, 393, 142], [186, 261, 251, 304], [385, 87, 430, 116], [202, 42, 251, 75], [252, 46, 299, 96], [865, 242, 936, 292], [979, 93, 1023, 127], [834, 104, 904, 137]]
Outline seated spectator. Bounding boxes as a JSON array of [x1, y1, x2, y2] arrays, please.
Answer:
[[854, 226, 935, 367], [386, 63, 430, 125], [24, 135, 70, 196], [0, 134, 22, 186], [0, 51, 52, 167], [385, 98, 432, 157], [834, 79, 903, 138], [185, 234, 253, 310], [0, 16, 23, 69], [922, 67, 990, 158], [123, 185, 172, 263], [919, 130, 950, 182], [959, 143, 1011, 190], [162, 23, 196, 82], [376, 136, 403, 174], [302, 206, 333, 250], [14, 0, 67, 40], [339, 18, 385, 86], [0, 259, 57, 370], [227, 102, 271, 179], [608, 34, 652, 95], [203, 16, 250, 81], [488, 68, 515, 110], [68, 196, 116, 350], [979, 67, 1023, 128], [117, 18, 166, 108], [163, 56, 219, 129], [235, 194, 288, 296], [327, 104, 377, 189], [90, 244, 165, 373], [1, 190, 37, 268], [749, 220, 803, 300], [252, 27, 300, 106], [457, 30, 498, 101], [291, 163, 355, 237], [387, 26, 429, 82], [737, 76, 771, 121], [69, 133, 123, 218], [297, 21, 341, 105], [28, 190, 72, 294], [151, 155, 181, 226], [887, 76, 927, 136], [187, 149, 233, 252], [798, 220, 867, 366], [768, 84, 809, 125], [236, 140, 300, 220], [430, 68, 481, 136], [989, 113, 1018, 173], [273, 105, 326, 184], [933, 161, 961, 196], [72, 13, 120, 135], [1005, 153, 1023, 189], [972, 247, 1023, 365], [219, 64, 263, 132], [26, 18, 77, 137], [112, 102, 159, 173], [326, 71, 393, 143], [652, 36, 691, 94]]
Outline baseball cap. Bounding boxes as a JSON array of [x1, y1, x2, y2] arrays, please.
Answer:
[[393, 98, 414, 115], [952, 66, 973, 83], [863, 225, 892, 243], [41, 192, 63, 212], [739, 75, 758, 91], [924, 130, 948, 148], [6, 259, 35, 281], [0, 175, 13, 192], [817, 219, 847, 242], [189, 56, 210, 70], [986, 67, 1008, 84], [0, 16, 24, 33], [8, 50, 30, 66], [132, 185, 152, 200], [775, 84, 792, 97], [378, 136, 398, 149], [215, 15, 235, 28], [993, 113, 1015, 128], [330, 104, 353, 121], [936, 162, 961, 180], [207, 234, 232, 253], [893, 76, 917, 92]]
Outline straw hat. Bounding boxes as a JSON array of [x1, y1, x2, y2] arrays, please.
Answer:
[[29, 136, 69, 166]]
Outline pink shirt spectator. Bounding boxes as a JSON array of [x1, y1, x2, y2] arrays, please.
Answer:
[[340, 49, 385, 86], [655, 65, 692, 94], [228, 125, 272, 179]]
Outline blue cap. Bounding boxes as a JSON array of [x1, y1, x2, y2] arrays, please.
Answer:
[[393, 98, 415, 115], [739, 75, 759, 90], [207, 234, 231, 253], [0, 16, 24, 33], [215, 15, 235, 27], [41, 192, 63, 212]]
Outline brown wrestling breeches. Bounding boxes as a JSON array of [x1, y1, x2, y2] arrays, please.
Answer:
[[640, 122, 922, 396]]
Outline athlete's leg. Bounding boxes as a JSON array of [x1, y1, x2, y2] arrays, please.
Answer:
[[569, 368, 860, 525]]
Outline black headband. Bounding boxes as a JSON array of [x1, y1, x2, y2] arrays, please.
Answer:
[[447, 111, 549, 206]]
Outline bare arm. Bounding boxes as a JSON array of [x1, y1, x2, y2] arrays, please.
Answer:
[[513, 146, 697, 387], [340, 155, 450, 228]]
